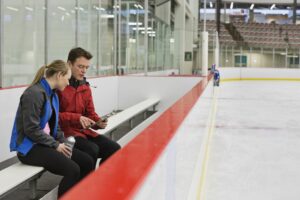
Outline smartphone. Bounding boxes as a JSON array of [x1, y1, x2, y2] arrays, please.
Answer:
[[80, 122, 96, 132], [101, 116, 108, 122]]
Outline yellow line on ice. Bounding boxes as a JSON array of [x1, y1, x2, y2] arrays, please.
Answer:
[[221, 78, 300, 82], [196, 86, 219, 200]]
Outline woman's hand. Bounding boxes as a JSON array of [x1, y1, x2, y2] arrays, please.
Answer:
[[80, 116, 95, 129], [56, 143, 72, 157]]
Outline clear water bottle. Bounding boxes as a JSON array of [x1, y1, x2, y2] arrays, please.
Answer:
[[64, 136, 76, 158]]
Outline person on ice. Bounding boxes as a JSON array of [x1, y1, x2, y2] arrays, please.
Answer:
[[213, 68, 220, 87]]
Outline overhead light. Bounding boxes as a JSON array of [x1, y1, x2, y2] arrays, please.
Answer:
[[141, 31, 156, 34], [25, 6, 33, 11], [129, 38, 136, 43], [287, 55, 298, 58], [42, 6, 46, 10], [230, 2, 234, 9], [134, 4, 139, 8], [61, 15, 65, 21], [101, 14, 114, 18], [6, 6, 19, 12], [170, 38, 174, 43], [132, 27, 152, 31], [65, 12, 70, 16], [209, 2, 213, 8], [93, 6, 105, 11], [78, 7, 84, 11], [138, 5, 143, 9], [71, 10, 75, 13], [57, 6, 66, 11], [270, 4, 276, 10], [128, 22, 143, 26], [250, 4, 254, 10]]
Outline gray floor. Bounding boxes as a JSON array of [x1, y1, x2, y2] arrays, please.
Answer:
[[0, 110, 155, 200]]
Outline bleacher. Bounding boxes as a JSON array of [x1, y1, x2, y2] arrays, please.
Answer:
[[199, 20, 300, 49], [0, 96, 159, 200]]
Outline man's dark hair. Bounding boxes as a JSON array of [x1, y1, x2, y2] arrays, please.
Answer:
[[68, 47, 93, 64]]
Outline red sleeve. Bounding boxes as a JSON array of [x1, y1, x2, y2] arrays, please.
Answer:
[[85, 87, 101, 123], [59, 112, 82, 128], [57, 89, 82, 128]]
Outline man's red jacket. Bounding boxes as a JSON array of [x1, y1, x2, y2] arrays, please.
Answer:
[[57, 77, 101, 138]]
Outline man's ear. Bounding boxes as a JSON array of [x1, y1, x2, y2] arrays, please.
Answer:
[[67, 61, 72, 67]]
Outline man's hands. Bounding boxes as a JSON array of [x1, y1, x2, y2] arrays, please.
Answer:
[[96, 118, 107, 129], [80, 116, 95, 129], [80, 116, 107, 129]]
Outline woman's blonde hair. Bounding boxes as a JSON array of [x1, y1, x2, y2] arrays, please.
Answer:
[[31, 60, 69, 86]]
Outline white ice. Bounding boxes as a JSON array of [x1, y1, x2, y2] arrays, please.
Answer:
[[205, 81, 300, 200], [134, 80, 300, 200]]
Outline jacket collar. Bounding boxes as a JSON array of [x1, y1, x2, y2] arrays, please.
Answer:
[[69, 76, 89, 89], [40, 78, 54, 97]]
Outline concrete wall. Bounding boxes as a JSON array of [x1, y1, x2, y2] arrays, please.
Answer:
[[220, 50, 287, 68], [155, 2, 171, 25], [174, 0, 199, 75]]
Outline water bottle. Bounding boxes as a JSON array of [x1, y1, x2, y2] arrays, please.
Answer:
[[64, 136, 76, 158]]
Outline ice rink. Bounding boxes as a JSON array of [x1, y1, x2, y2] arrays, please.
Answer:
[[204, 80, 300, 200]]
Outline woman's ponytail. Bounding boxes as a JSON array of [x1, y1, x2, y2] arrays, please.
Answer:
[[31, 65, 47, 86], [30, 60, 69, 86]]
